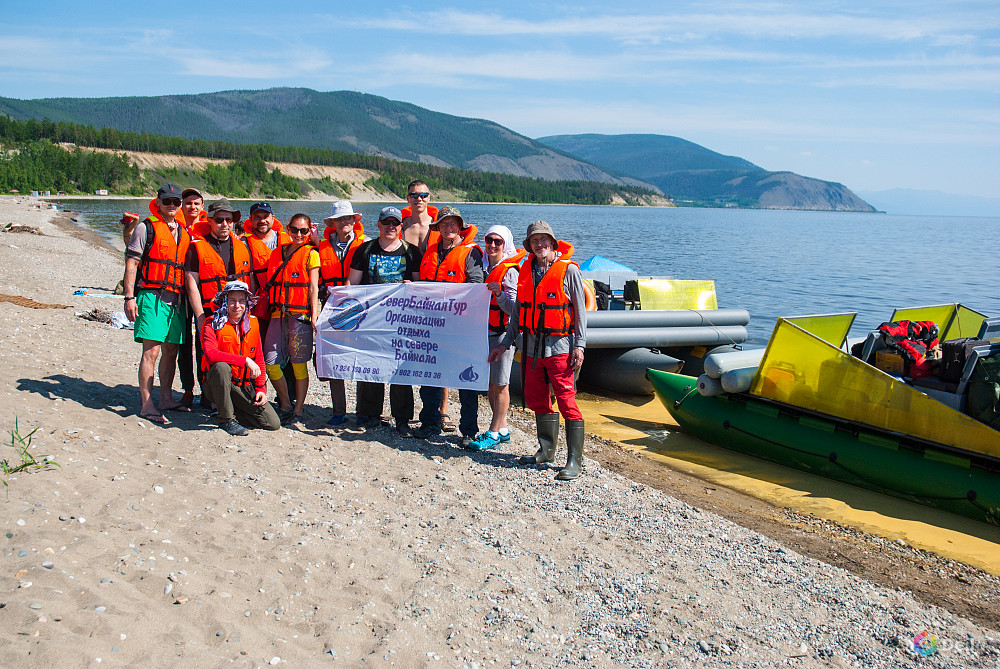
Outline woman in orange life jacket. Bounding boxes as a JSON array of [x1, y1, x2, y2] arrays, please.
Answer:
[[488, 221, 587, 480], [262, 213, 321, 425], [200, 280, 280, 435], [413, 206, 484, 445], [316, 201, 366, 426], [467, 225, 525, 451]]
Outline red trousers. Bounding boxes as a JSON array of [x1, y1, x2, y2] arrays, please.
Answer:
[[523, 353, 583, 421]]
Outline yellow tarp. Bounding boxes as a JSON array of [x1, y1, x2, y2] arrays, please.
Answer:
[[638, 279, 717, 310], [750, 319, 1000, 459], [890, 304, 986, 341], [785, 313, 857, 347]]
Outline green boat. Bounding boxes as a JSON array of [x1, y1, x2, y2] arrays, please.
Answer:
[[648, 305, 1000, 526]]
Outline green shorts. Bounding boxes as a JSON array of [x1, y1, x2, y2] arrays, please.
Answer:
[[133, 291, 188, 344]]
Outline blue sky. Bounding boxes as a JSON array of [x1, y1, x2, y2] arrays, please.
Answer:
[[2, 1, 998, 199]]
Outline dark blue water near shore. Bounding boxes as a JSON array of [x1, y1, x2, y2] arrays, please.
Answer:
[[55, 199, 1000, 342]]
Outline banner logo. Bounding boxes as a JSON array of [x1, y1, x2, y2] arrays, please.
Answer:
[[459, 366, 479, 383], [328, 298, 367, 331]]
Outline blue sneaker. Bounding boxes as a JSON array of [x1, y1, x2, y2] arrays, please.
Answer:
[[498, 431, 511, 443], [468, 432, 502, 451], [327, 415, 347, 426]]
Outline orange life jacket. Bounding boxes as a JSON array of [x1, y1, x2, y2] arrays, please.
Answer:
[[486, 249, 527, 334], [420, 226, 480, 282], [244, 232, 290, 295], [137, 215, 190, 295], [517, 241, 578, 339], [190, 235, 254, 312], [201, 317, 261, 389], [265, 243, 315, 315], [400, 204, 438, 220], [178, 209, 212, 238], [318, 221, 365, 288]]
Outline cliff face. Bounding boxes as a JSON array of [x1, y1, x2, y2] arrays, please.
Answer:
[[539, 134, 876, 212]]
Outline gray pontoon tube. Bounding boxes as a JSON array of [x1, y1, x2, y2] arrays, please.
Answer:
[[586, 325, 748, 349], [586, 308, 750, 329]]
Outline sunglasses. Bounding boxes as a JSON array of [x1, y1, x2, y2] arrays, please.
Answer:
[[213, 217, 234, 224], [160, 198, 181, 206], [484, 237, 504, 246], [407, 192, 430, 199], [288, 227, 311, 235], [379, 219, 402, 227]]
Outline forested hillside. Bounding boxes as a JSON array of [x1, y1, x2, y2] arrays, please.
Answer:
[[0, 116, 661, 205]]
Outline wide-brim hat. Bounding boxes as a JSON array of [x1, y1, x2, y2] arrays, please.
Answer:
[[522, 220, 557, 251], [212, 280, 256, 308], [324, 200, 362, 223], [429, 205, 469, 230]]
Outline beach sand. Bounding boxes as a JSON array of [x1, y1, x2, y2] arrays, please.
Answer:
[[0, 196, 997, 667]]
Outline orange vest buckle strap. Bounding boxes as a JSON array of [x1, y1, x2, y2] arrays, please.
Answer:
[[138, 217, 190, 294], [193, 237, 253, 312], [516, 241, 578, 344], [420, 241, 480, 283], [266, 243, 314, 315], [318, 223, 365, 288]]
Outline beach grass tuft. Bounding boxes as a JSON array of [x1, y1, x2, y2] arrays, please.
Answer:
[[2, 417, 60, 495]]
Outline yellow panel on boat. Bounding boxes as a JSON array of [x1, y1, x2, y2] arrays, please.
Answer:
[[890, 304, 986, 342], [637, 279, 718, 310], [750, 319, 1000, 459], [785, 313, 857, 347]]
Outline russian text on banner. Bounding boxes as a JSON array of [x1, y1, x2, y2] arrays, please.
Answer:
[[316, 282, 490, 391]]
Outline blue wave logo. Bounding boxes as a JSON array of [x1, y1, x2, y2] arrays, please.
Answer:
[[459, 366, 479, 382], [328, 298, 367, 331]]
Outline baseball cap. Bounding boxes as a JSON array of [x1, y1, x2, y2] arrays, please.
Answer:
[[249, 202, 272, 216], [181, 188, 203, 200], [378, 206, 403, 223], [157, 184, 183, 200]]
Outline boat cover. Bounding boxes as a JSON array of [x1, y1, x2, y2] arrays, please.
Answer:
[[749, 317, 1000, 459], [578, 255, 636, 272], [784, 312, 856, 348], [637, 279, 717, 310]]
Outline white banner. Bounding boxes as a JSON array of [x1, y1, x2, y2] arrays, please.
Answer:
[[316, 283, 490, 391]]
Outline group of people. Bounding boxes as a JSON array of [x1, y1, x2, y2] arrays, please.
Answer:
[[123, 181, 588, 480]]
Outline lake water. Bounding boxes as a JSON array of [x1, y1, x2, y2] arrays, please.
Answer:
[[54, 198, 1000, 342]]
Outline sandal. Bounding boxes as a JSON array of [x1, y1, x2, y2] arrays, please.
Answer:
[[140, 412, 168, 425], [440, 417, 456, 432]]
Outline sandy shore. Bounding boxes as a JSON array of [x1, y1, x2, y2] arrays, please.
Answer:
[[0, 196, 997, 667]]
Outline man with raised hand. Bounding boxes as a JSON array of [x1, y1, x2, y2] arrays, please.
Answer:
[[488, 221, 588, 480], [123, 184, 192, 424], [347, 206, 423, 435], [415, 206, 484, 446]]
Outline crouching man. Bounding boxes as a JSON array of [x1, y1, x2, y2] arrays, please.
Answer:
[[488, 221, 587, 480], [200, 280, 280, 436]]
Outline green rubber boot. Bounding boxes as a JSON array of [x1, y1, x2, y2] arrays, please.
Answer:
[[519, 413, 559, 465], [556, 419, 584, 480]]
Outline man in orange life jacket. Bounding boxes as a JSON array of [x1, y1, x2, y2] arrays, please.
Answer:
[[467, 225, 524, 451], [172, 188, 209, 407], [200, 280, 280, 435], [317, 201, 366, 426], [243, 201, 296, 403], [123, 184, 192, 424], [184, 199, 255, 405], [414, 206, 484, 444], [488, 221, 587, 480]]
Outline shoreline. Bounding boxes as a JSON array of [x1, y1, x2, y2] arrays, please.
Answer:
[[1, 196, 998, 667]]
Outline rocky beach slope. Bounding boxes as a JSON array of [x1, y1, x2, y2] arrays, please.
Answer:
[[0, 196, 997, 667]]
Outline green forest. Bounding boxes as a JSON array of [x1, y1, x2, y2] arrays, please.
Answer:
[[0, 115, 656, 205]]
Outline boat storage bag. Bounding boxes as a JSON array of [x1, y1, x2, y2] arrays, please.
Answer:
[[966, 354, 1000, 430]]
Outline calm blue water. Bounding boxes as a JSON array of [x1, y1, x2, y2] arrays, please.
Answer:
[[54, 198, 1000, 342]]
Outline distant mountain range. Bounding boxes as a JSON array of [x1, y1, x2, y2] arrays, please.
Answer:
[[1, 87, 873, 211], [538, 134, 875, 212], [857, 189, 999, 217]]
